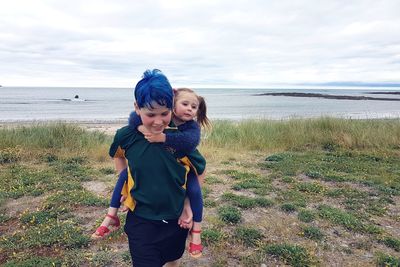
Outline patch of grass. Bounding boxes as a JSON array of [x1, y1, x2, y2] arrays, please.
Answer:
[[0, 165, 55, 199], [232, 179, 266, 190], [202, 186, 211, 199], [0, 219, 90, 251], [3, 257, 62, 267], [305, 170, 322, 179], [301, 226, 324, 241], [0, 147, 22, 164], [204, 199, 217, 207], [280, 203, 297, 213], [234, 226, 264, 247], [298, 209, 316, 223], [50, 157, 92, 180], [381, 237, 400, 252], [220, 169, 260, 180], [376, 252, 400, 267], [264, 243, 314, 267], [44, 189, 108, 209], [92, 250, 113, 266], [19, 208, 65, 225], [279, 189, 308, 208], [202, 228, 224, 246], [222, 192, 273, 209], [325, 187, 368, 198], [99, 167, 115, 175], [317, 205, 382, 234], [261, 150, 400, 193], [218, 205, 242, 224], [205, 175, 223, 184], [62, 249, 88, 267], [265, 153, 288, 162], [296, 182, 325, 194], [282, 176, 296, 183]]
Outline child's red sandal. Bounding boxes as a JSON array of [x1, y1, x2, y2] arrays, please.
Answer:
[[189, 229, 203, 258], [91, 214, 120, 239]]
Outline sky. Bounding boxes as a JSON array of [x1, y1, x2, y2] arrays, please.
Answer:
[[1, 0, 399, 88]]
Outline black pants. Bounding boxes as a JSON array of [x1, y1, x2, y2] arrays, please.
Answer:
[[124, 211, 188, 267]]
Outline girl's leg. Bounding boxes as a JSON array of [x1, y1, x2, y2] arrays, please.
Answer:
[[92, 168, 128, 238], [186, 171, 204, 257]]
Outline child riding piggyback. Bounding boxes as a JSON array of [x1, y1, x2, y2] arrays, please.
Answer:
[[92, 87, 210, 258]]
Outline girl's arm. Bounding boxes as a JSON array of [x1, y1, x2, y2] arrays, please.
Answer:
[[138, 119, 201, 154], [164, 121, 200, 153], [114, 157, 127, 174]]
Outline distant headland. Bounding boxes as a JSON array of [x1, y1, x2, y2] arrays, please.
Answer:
[[255, 92, 400, 101]]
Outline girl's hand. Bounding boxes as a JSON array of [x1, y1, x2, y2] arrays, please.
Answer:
[[178, 197, 193, 229], [138, 125, 166, 143], [119, 196, 129, 212], [144, 133, 166, 143]]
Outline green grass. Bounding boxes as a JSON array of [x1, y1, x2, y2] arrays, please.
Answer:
[[202, 228, 225, 245], [0, 123, 109, 151], [234, 226, 264, 247], [301, 225, 324, 241], [381, 237, 400, 252], [222, 192, 273, 209], [218, 205, 242, 224], [297, 209, 316, 223], [376, 253, 400, 267], [0, 219, 90, 250], [1, 121, 400, 266], [264, 243, 314, 267], [280, 203, 298, 213], [2, 257, 62, 267], [204, 118, 400, 151], [317, 205, 382, 234], [263, 150, 400, 195]]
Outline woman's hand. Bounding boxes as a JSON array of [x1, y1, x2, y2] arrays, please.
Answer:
[[178, 197, 193, 229]]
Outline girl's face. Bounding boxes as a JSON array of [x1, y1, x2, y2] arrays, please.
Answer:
[[173, 91, 199, 122], [135, 102, 172, 134]]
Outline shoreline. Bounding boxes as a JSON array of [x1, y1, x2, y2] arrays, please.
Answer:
[[255, 92, 400, 101], [0, 120, 125, 135]]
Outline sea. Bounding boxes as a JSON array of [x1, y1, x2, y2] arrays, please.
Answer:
[[1, 86, 400, 122]]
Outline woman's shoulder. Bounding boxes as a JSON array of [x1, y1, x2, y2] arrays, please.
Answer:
[[114, 125, 138, 141]]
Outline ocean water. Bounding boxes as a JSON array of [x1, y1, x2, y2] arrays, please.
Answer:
[[0, 86, 400, 122]]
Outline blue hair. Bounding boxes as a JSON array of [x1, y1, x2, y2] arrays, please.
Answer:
[[134, 69, 173, 109]]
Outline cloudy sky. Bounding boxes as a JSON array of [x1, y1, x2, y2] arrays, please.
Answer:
[[1, 0, 399, 88]]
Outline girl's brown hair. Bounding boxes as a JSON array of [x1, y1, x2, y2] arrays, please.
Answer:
[[175, 88, 211, 129]]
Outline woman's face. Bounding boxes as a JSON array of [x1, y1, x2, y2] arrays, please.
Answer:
[[135, 102, 172, 134]]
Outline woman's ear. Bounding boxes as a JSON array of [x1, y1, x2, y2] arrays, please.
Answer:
[[134, 103, 140, 115]]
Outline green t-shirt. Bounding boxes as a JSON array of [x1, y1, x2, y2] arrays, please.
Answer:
[[109, 126, 188, 220]]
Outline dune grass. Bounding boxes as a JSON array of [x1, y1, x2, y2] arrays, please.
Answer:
[[0, 118, 399, 266], [202, 117, 400, 152]]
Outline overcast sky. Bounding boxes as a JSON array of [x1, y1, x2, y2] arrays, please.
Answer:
[[1, 0, 399, 87]]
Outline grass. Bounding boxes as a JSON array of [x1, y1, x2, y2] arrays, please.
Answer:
[[264, 243, 315, 267], [0, 119, 399, 266], [301, 225, 324, 241], [217, 205, 242, 224]]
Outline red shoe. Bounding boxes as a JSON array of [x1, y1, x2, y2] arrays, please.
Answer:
[[189, 229, 203, 258], [91, 214, 120, 239]]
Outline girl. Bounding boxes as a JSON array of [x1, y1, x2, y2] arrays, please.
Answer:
[[92, 88, 210, 258]]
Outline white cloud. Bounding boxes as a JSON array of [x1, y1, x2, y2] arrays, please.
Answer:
[[0, 0, 399, 87]]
